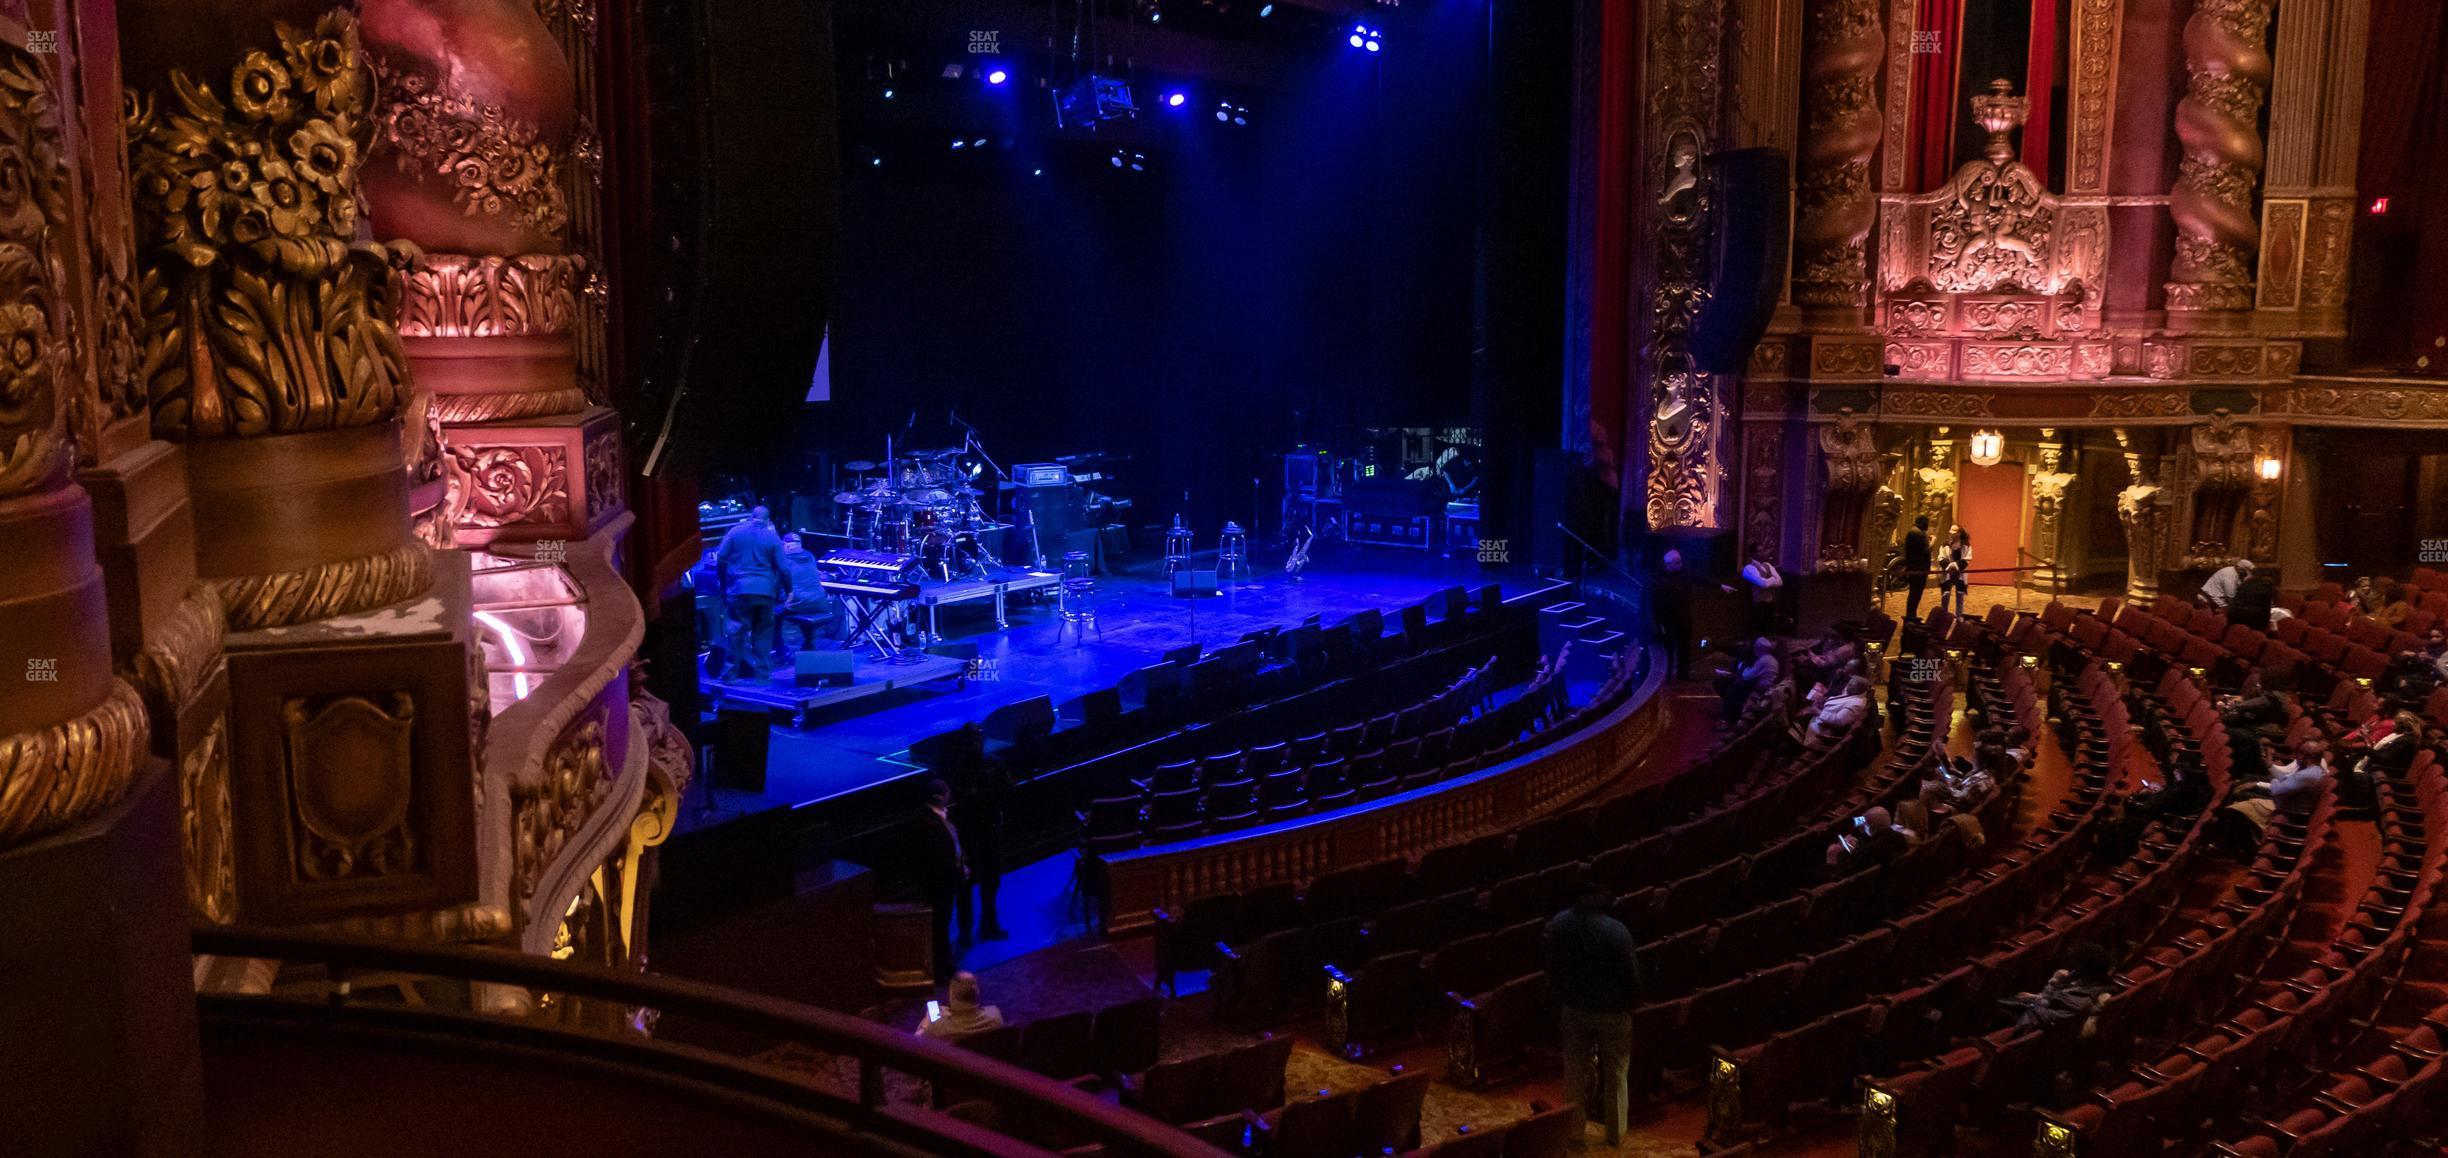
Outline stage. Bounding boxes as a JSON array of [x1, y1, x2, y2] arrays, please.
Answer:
[[677, 547, 1540, 838]]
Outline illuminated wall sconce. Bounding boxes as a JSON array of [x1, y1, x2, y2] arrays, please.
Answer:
[[1968, 429, 2005, 467], [2256, 454, 2283, 482]]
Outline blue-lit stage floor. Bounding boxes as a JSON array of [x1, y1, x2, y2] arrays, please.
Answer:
[[679, 546, 1533, 835]]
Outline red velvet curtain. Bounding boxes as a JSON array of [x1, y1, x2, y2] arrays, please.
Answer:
[[1590, 0, 1639, 478], [1910, 0, 1966, 191], [2355, 1, 2448, 370], [2022, 0, 2057, 178]]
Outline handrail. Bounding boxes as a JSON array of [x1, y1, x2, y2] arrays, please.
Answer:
[[191, 924, 1222, 1158]]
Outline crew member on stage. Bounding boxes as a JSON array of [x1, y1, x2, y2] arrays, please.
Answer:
[[714, 505, 789, 680], [916, 778, 968, 986]]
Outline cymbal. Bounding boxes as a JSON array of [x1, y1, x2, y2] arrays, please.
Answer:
[[832, 491, 866, 505], [842, 460, 879, 472], [908, 488, 952, 505], [950, 486, 985, 497], [901, 448, 963, 460]]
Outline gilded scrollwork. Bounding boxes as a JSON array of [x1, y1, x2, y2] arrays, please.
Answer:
[[513, 714, 610, 901], [583, 424, 622, 522], [375, 69, 570, 242], [181, 715, 238, 922], [130, 11, 414, 442]]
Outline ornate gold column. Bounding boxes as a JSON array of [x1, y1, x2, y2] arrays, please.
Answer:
[[123, 7, 482, 934], [0, 8, 201, 1153], [2164, 0, 2276, 331], [364, 0, 621, 548], [1814, 410, 1880, 570], [2027, 430, 2078, 594], [1792, 0, 1881, 320], [1640, 0, 1728, 532], [130, 13, 431, 629], [2256, 0, 2366, 340]]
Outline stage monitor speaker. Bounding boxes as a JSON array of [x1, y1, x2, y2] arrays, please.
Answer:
[[713, 709, 771, 794], [1173, 570, 1220, 597], [794, 650, 853, 688], [1692, 147, 1790, 374]]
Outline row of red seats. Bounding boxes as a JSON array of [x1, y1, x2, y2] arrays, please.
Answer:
[[1164, 691, 1808, 1015], [1436, 666, 1976, 1090], [1706, 656, 2131, 1146], [2206, 750, 2448, 1155], [1847, 653, 2249, 1156]]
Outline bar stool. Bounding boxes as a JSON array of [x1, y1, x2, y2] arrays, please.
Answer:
[[1164, 514, 1194, 577], [1218, 521, 1252, 587], [1059, 550, 1099, 645]]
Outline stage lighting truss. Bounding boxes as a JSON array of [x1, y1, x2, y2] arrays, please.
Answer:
[[1348, 23, 1382, 52], [1053, 74, 1138, 129], [1214, 100, 1250, 126], [1109, 148, 1148, 172]]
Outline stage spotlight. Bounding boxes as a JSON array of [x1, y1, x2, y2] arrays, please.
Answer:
[[1129, 151, 1146, 172], [986, 67, 1008, 85], [1164, 90, 1186, 108], [950, 138, 967, 150], [1258, 2, 1273, 15], [1032, 168, 1045, 176], [1349, 23, 1382, 52], [882, 87, 895, 100], [1215, 101, 1249, 125], [972, 137, 989, 148], [1110, 149, 1126, 168]]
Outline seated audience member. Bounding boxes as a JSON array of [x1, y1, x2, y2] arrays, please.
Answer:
[[916, 971, 1005, 1042], [1795, 625, 1863, 691], [1717, 637, 1782, 725], [2373, 582, 2416, 629], [2359, 713, 2428, 785], [2216, 740, 2332, 853], [2131, 761, 2212, 821], [2351, 576, 2384, 616], [2227, 570, 2277, 630], [1801, 675, 1874, 745], [2219, 686, 2291, 782], [2383, 632, 2447, 701], [2002, 724, 2035, 774], [2198, 558, 2252, 611], [2002, 943, 2115, 1034], [1825, 806, 1916, 873]]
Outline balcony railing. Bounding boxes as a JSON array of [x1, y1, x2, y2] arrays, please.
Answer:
[[193, 925, 1221, 1157]]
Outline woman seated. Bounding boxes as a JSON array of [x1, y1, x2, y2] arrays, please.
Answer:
[[1799, 675, 1874, 747]]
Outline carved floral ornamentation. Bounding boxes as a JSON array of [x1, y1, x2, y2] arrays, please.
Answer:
[[131, 11, 413, 441], [375, 69, 569, 242], [0, 681, 150, 849], [445, 442, 570, 529], [1794, 0, 1881, 308], [0, 42, 74, 500], [181, 716, 238, 922]]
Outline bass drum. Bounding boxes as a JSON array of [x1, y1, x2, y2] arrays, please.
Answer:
[[917, 527, 990, 582]]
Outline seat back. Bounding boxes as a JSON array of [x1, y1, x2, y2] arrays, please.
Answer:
[[1091, 995, 1162, 1077], [1018, 1009, 1095, 1080], [1351, 1069, 1433, 1153]]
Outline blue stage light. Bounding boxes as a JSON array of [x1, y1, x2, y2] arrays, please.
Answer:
[[1164, 90, 1186, 108], [882, 87, 895, 99], [986, 68, 1008, 85], [1350, 23, 1383, 52], [1348, 31, 1363, 47], [950, 138, 967, 150], [1258, 2, 1274, 15]]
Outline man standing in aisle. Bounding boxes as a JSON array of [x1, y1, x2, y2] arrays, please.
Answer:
[[1547, 873, 1643, 1149], [1652, 549, 1697, 681], [916, 778, 968, 986], [1899, 515, 1933, 621]]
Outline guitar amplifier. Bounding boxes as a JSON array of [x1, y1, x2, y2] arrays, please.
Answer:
[[1013, 462, 1073, 487]]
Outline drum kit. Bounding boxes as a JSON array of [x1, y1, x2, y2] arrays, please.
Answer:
[[834, 446, 1003, 582]]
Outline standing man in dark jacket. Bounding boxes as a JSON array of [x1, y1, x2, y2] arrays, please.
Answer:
[[714, 506, 789, 680], [1547, 874, 1643, 1148], [1899, 516, 1933, 621], [915, 778, 968, 986], [1652, 549, 1696, 681], [947, 726, 1010, 942]]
